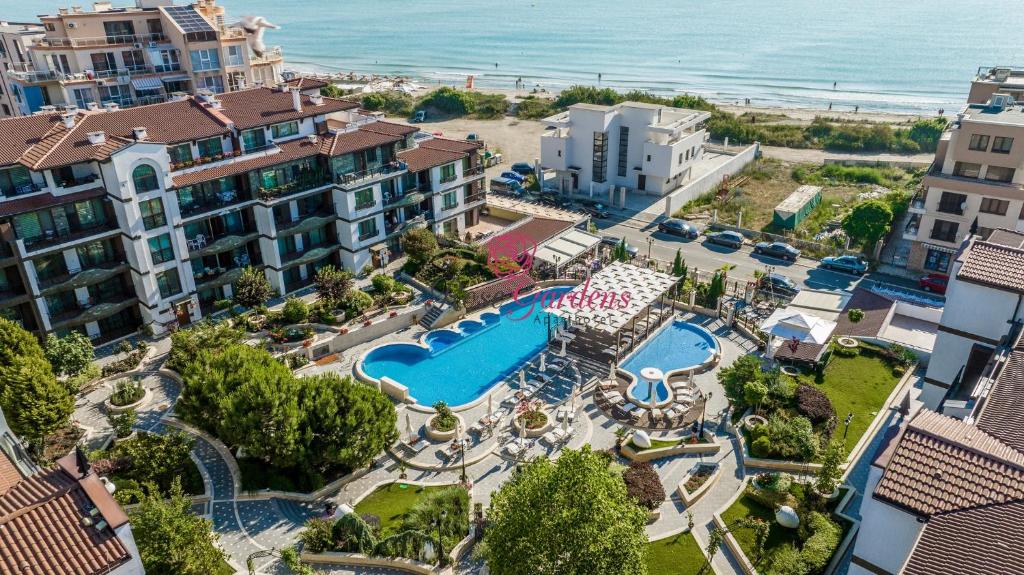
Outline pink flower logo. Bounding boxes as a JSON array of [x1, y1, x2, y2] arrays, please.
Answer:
[[488, 230, 536, 277]]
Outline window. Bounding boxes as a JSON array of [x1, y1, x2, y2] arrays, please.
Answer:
[[277, 234, 298, 255], [34, 253, 68, 281], [189, 49, 220, 71], [953, 162, 982, 178], [968, 134, 990, 151], [924, 248, 952, 272], [132, 164, 159, 192], [442, 190, 458, 210], [139, 198, 165, 229], [197, 75, 224, 94], [156, 268, 182, 298], [985, 165, 1016, 183], [937, 192, 967, 215], [271, 121, 299, 139], [148, 233, 175, 264], [103, 20, 135, 42], [227, 71, 246, 92], [307, 226, 328, 247], [930, 220, 960, 243], [72, 88, 93, 109], [154, 49, 179, 73], [241, 128, 266, 151], [147, 18, 163, 37], [0, 166, 34, 197], [122, 49, 146, 72], [979, 197, 1010, 215], [439, 163, 457, 183], [99, 85, 129, 106], [354, 188, 375, 210], [992, 136, 1014, 154], [592, 131, 608, 184], [224, 45, 244, 67], [197, 137, 222, 159], [77, 239, 116, 267], [50, 54, 70, 75], [616, 126, 629, 178], [357, 218, 378, 240], [442, 219, 458, 236], [46, 291, 77, 317], [168, 143, 192, 165], [90, 52, 117, 74]]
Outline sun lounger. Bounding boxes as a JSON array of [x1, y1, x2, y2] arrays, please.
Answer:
[[504, 442, 523, 457], [540, 430, 559, 445]]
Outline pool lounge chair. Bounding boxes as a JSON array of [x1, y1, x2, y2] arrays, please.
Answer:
[[540, 430, 559, 446], [504, 442, 524, 457]]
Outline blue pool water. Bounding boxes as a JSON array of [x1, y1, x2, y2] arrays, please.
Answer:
[[621, 321, 718, 393], [360, 288, 569, 406]]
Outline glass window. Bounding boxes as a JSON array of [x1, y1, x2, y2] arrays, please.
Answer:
[[90, 52, 117, 73], [354, 188, 374, 209], [0, 166, 34, 197], [992, 136, 1014, 154], [985, 166, 1016, 183], [148, 233, 175, 264], [308, 226, 327, 247], [241, 128, 266, 151], [132, 164, 159, 192], [617, 126, 629, 177], [156, 268, 182, 298], [277, 235, 297, 255], [168, 143, 192, 165], [77, 239, 116, 267], [271, 121, 299, 139], [953, 162, 981, 178], [197, 137, 222, 159], [442, 190, 458, 210], [979, 197, 1009, 215], [34, 253, 68, 281], [930, 220, 959, 243], [968, 134, 990, 151], [224, 45, 244, 67], [357, 218, 378, 239], [592, 131, 608, 183], [122, 49, 146, 72], [140, 198, 165, 229], [103, 20, 135, 42], [439, 163, 457, 183], [72, 88, 94, 109], [924, 249, 951, 272], [197, 75, 224, 94], [937, 192, 967, 214], [189, 48, 220, 71]]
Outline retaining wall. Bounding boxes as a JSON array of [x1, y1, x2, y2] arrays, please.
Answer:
[[664, 143, 760, 216]]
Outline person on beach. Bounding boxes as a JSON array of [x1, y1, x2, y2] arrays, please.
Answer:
[[598, 72, 602, 83], [828, 102, 833, 111], [854, 105, 859, 113], [833, 81, 837, 90]]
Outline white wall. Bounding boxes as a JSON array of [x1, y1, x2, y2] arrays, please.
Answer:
[[849, 466, 923, 575], [663, 143, 759, 216]]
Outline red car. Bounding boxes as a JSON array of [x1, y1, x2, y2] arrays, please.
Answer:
[[918, 273, 949, 294]]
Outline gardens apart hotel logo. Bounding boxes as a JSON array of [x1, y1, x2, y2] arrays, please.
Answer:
[[487, 230, 632, 322]]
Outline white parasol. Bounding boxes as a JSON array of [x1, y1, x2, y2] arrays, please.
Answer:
[[519, 369, 526, 388], [405, 412, 413, 438], [609, 361, 616, 380], [560, 338, 567, 357], [487, 393, 494, 420], [539, 353, 546, 371]]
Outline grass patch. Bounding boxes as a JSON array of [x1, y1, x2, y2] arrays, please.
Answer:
[[721, 493, 802, 571], [214, 558, 235, 575], [799, 348, 903, 455], [354, 483, 453, 537], [646, 532, 706, 575]]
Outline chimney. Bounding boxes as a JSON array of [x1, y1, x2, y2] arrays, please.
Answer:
[[86, 131, 106, 145], [306, 134, 318, 144], [62, 113, 76, 129], [133, 127, 148, 141], [92, 1, 113, 12], [309, 93, 324, 106], [103, 102, 119, 112], [277, 82, 289, 93], [292, 89, 302, 113], [86, 101, 100, 111]]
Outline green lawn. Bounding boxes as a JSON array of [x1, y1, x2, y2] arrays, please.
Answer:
[[720, 493, 801, 572], [799, 349, 903, 454], [646, 532, 707, 575], [214, 558, 234, 575], [354, 483, 452, 537]]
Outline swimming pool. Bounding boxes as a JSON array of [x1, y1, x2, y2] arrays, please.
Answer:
[[621, 320, 718, 406], [359, 287, 569, 406]]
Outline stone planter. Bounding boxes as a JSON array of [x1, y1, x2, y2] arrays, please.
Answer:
[[621, 430, 720, 462], [741, 414, 767, 429], [424, 413, 465, 442], [837, 336, 859, 349], [647, 508, 661, 523], [677, 462, 721, 506], [105, 386, 151, 414], [510, 411, 552, 439]]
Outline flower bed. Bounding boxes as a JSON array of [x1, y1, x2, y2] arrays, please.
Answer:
[[621, 430, 720, 462], [677, 462, 720, 505]]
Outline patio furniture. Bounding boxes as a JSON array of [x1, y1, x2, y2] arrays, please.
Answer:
[[540, 430, 559, 446], [504, 442, 524, 457]]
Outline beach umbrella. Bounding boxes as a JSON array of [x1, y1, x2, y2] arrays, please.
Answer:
[[487, 393, 494, 420], [560, 338, 567, 357], [561, 410, 569, 432], [518, 413, 527, 446], [608, 361, 616, 380], [405, 412, 413, 438], [519, 369, 526, 387], [540, 353, 546, 371]]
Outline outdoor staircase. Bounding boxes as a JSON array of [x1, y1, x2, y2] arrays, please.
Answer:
[[419, 303, 445, 328]]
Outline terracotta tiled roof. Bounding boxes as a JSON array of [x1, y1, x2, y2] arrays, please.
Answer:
[[360, 121, 418, 137], [833, 288, 894, 337], [976, 337, 1024, 453], [0, 187, 107, 218], [484, 217, 573, 248], [283, 76, 330, 91], [0, 452, 21, 497], [320, 128, 402, 157], [873, 410, 1024, 516], [397, 146, 465, 173], [0, 453, 130, 575], [0, 113, 62, 166], [419, 137, 484, 154], [215, 87, 359, 130], [171, 136, 323, 188], [903, 501, 1024, 575], [956, 237, 1024, 294]]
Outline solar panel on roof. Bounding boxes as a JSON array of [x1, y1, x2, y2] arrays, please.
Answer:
[[164, 5, 215, 34]]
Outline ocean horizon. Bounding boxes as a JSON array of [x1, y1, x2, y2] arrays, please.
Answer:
[[1, 0, 1018, 114]]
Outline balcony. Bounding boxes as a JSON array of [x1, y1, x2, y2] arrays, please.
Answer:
[[250, 46, 284, 66], [908, 193, 926, 214], [464, 164, 486, 177], [280, 243, 340, 268], [37, 261, 127, 295], [178, 189, 253, 219], [385, 215, 427, 237], [54, 173, 101, 194], [49, 292, 138, 329], [275, 210, 336, 235], [257, 171, 331, 202], [187, 230, 259, 258], [21, 220, 119, 254], [335, 162, 407, 191], [923, 165, 1024, 194], [2, 181, 44, 198], [37, 33, 168, 49], [385, 191, 427, 209], [465, 191, 487, 206], [903, 214, 922, 241], [439, 173, 458, 185], [194, 266, 247, 293]]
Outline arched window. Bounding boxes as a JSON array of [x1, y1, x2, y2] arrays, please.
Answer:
[[132, 164, 159, 192]]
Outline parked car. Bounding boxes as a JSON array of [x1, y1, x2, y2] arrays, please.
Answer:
[[600, 236, 639, 259], [918, 273, 949, 294], [490, 177, 526, 196], [510, 162, 535, 176], [500, 170, 526, 183], [753, 241, 801, 262], [576, 200, 610, 218], [657, 218, 699, 239], [466, 133, 479, 141], [757, 273, 801, 297], [820, 255, 868, 275], [705, 230, 745, 249], [411, 110, 426, 123]]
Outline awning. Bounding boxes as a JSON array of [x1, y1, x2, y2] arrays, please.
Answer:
[[131, 77, 164, 91], [534, 228, 601, 266], [160, 75, 190, 83], [925, 243, 958, 255]]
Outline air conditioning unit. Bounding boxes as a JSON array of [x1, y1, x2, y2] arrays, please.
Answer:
[[133, 43, 143, 49], [148, 41, 158, 49], [96, 79, 106, 86], [67, 22, 77, 28]]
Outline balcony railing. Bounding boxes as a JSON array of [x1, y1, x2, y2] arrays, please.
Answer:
[[22, 220, 118, 252], [37, 33, 169, 49], [439, 173, 458, 184], [179, 190, 252, 218], [275, 207, 335, 233], [335, 162, 407, 191], [465, 192, 487, 204], [55, 174, 100, 190], [464, 164, 485, 176], [250, 46, 284, 66], [36, 259, 125, 290], [257, 171, 331, 201], [385, 215, 427, 237], [2, 182, 43, 197]]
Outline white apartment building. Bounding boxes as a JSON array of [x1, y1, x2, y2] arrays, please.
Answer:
[[540, 101, 709, 197], [905, 92, 1024, 273], [0, 84, 485, 342], [2, 0, 284, 116], [0, 21, 45, 117], [920, 229, 1024, 410]]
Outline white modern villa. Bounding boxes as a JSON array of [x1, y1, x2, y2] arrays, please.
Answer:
[[539, 102, 710, 198]]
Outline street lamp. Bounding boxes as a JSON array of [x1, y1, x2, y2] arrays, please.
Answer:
[[647, 237, 654, 261], [700, 391, 714, 436], [843, 412, 854, 440], [432, 510, 449, 566]]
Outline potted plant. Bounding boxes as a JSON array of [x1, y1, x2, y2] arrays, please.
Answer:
[[363, 319, 372, 327], [389, 310, 398, 318], [303, 339, 313, 348], [340, 327, 349, 335], [398, 461, 407, 480]]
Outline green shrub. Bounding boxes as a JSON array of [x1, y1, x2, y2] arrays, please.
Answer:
[[282, 297, 310, 324], [361, 91, 414, 117], [800, 512, 842, 571], [110, 378, 144, 406], [764, 414, 820, 462], [168, 322, 243, 372], [300, 517, 335, 553], [419, 87, 476, 116], [516, 97, 557, 119], [750, 435, 772, 458], [109, 409, 136, 438], [771, 545, 808, 575], [432, 401, 457, 431], [343, 290, 374, 319]]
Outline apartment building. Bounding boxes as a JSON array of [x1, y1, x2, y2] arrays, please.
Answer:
[[2, 0, 283, 116], [0, 22, 45, 118], [540, 101, 709, 197], [919, 229, 1024, 410], [969, 66, 1024, 105], [0, 85, 485, 343], [905, 92, 1024, 273]]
